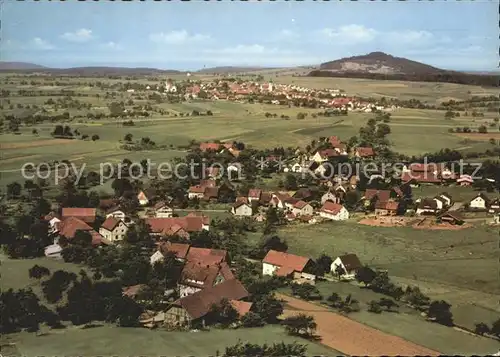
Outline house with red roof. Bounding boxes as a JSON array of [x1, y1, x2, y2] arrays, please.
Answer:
[[178, 261, 235, 298], [164, 279, 249, 328], [311, 149, 338, 163], [99, 217, 129, 243], [319, 201, 349, 221], [291, 200, 313, 217], [199, 142, 222, 152], [354, 147, 375, 159], [374, 200, 400, 216], [61, 207, 96, 224], [262, 250, 316, 283], [153, 201, 173, 218], [145, 216, 207, 239], [137, 190, 150, 206], [248, 189, 262, 203]]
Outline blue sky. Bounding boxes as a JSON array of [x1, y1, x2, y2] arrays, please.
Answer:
[[1, 0, 496, 71]]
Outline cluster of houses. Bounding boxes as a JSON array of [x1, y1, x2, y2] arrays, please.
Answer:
[[139, 76, 396, 112], [134, 236, 364, 328]]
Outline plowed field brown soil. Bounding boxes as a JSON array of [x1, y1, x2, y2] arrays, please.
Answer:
[[278, 294, 441, 356]]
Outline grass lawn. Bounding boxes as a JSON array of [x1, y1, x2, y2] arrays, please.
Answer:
[[1, 324, 339, 357]]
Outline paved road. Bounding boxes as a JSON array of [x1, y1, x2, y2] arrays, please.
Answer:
[[278, 293, 440, 357]]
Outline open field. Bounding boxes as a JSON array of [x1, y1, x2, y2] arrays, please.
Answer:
[[279, 292, 499, 356], [279, 294, 440, 356], [271, 76, 500, 103], [278, 221, 499, 312], [0, 324, 337, 357]]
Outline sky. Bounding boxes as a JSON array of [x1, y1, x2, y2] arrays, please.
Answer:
[[1, 0, 496, 71]]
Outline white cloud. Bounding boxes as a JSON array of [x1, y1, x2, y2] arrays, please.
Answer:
[[149, 30, 210, 44], [31, 37, 55, 50], [60, 28, 94, 43], [100, 41, 123, 50], [319, 25, 377, 44], [200, 44, 319, 66]]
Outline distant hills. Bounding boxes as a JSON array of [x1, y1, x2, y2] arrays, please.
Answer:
[[1, 53, 497, 87], [0, 62, 48, 70], [0, 62, 181, 76], [309, 52, 497, 87], [319, 52, 444, 75]]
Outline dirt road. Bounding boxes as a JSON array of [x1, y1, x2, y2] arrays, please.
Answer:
[[278, 294, 440, 356]]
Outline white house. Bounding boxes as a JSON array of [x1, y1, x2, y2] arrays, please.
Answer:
[[433, 197, 447, 210], [437, 193, 453, 207], [319, 202, 349, 221], [227, 163, 242, 180], [106, 207, 127, 220], [330, 254, 362, 280], [48, 217, 61, 234], [468, 193, 489, 210], [247, 189, 262, 203], [231, 202, 253, 217], [99, 218, 129, 243], [321, 190, 340, 205], [291, 201, 314, 217], [44, 244, 62, 259], [188, 186, 206, 200], [137, 191, 149, 206], [262, 250, 316, 282], [154, 201, 173, 218]]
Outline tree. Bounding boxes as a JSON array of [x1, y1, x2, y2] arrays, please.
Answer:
[[124, 133, 133, 142], [6, 182, 22, 199], [28, 265, 50, 279], [222, 341, 307, 357], [333, 264, 347, 280], [444, 110, 455, 120], [291, 283, 321, 300], [282, 314, 316, 337], [478, 125, 488, 134], [91, 134, 100, 141], [283, 174, 298, 190], [251, 293, 284, 323], [474, 322, 490, 336], [206, 298, 239, 327], [491, 318, 500, 337], [241, 311, 265, 327], [368, 300, 382, 313], [379, 297, 398, 312], [315, 254, 333, 277], [355, 266, 377, 286], [427, 300, 453, 326]]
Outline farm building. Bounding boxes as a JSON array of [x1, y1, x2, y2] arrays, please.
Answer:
[[262, 250, 316, 283], [438, 212, 465, 226], [374, 200, 399, 216], [165, 279, 250, 328], [61, 207, 96, 223], [416, 199, 438, 215], [178, 261, 235, 298]]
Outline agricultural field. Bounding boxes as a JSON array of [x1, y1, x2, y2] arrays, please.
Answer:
[[278, 221, 499, 311]]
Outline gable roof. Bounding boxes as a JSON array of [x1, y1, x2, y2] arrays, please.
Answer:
[[58, 217, 93, 239], [200, 142, 221, 152], [101, 217, 121, 231], [145, 217, 204, 234], [61, 207, 96, 223], [364, 189, 391, 202], [179, 261, 234, 289], [293, 200, 310, 209], [229, 300, 253, 317], [173, 279, 248, 320], [355, 147, 375, 157], [154, 201, 172, 210], [159, 241, 191, 260], [337, 254, 362, 271], [320, 201, 344, 215], [418, 198, 438, 209], [375, 200, 399, 211], [262, 250, 311, 273], [186, 247, 228, 265], [248, 189, 262, 199]]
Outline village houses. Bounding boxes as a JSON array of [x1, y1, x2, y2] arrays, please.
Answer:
[[262, 250, 316, 283], [331, 254, 363, 280]]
